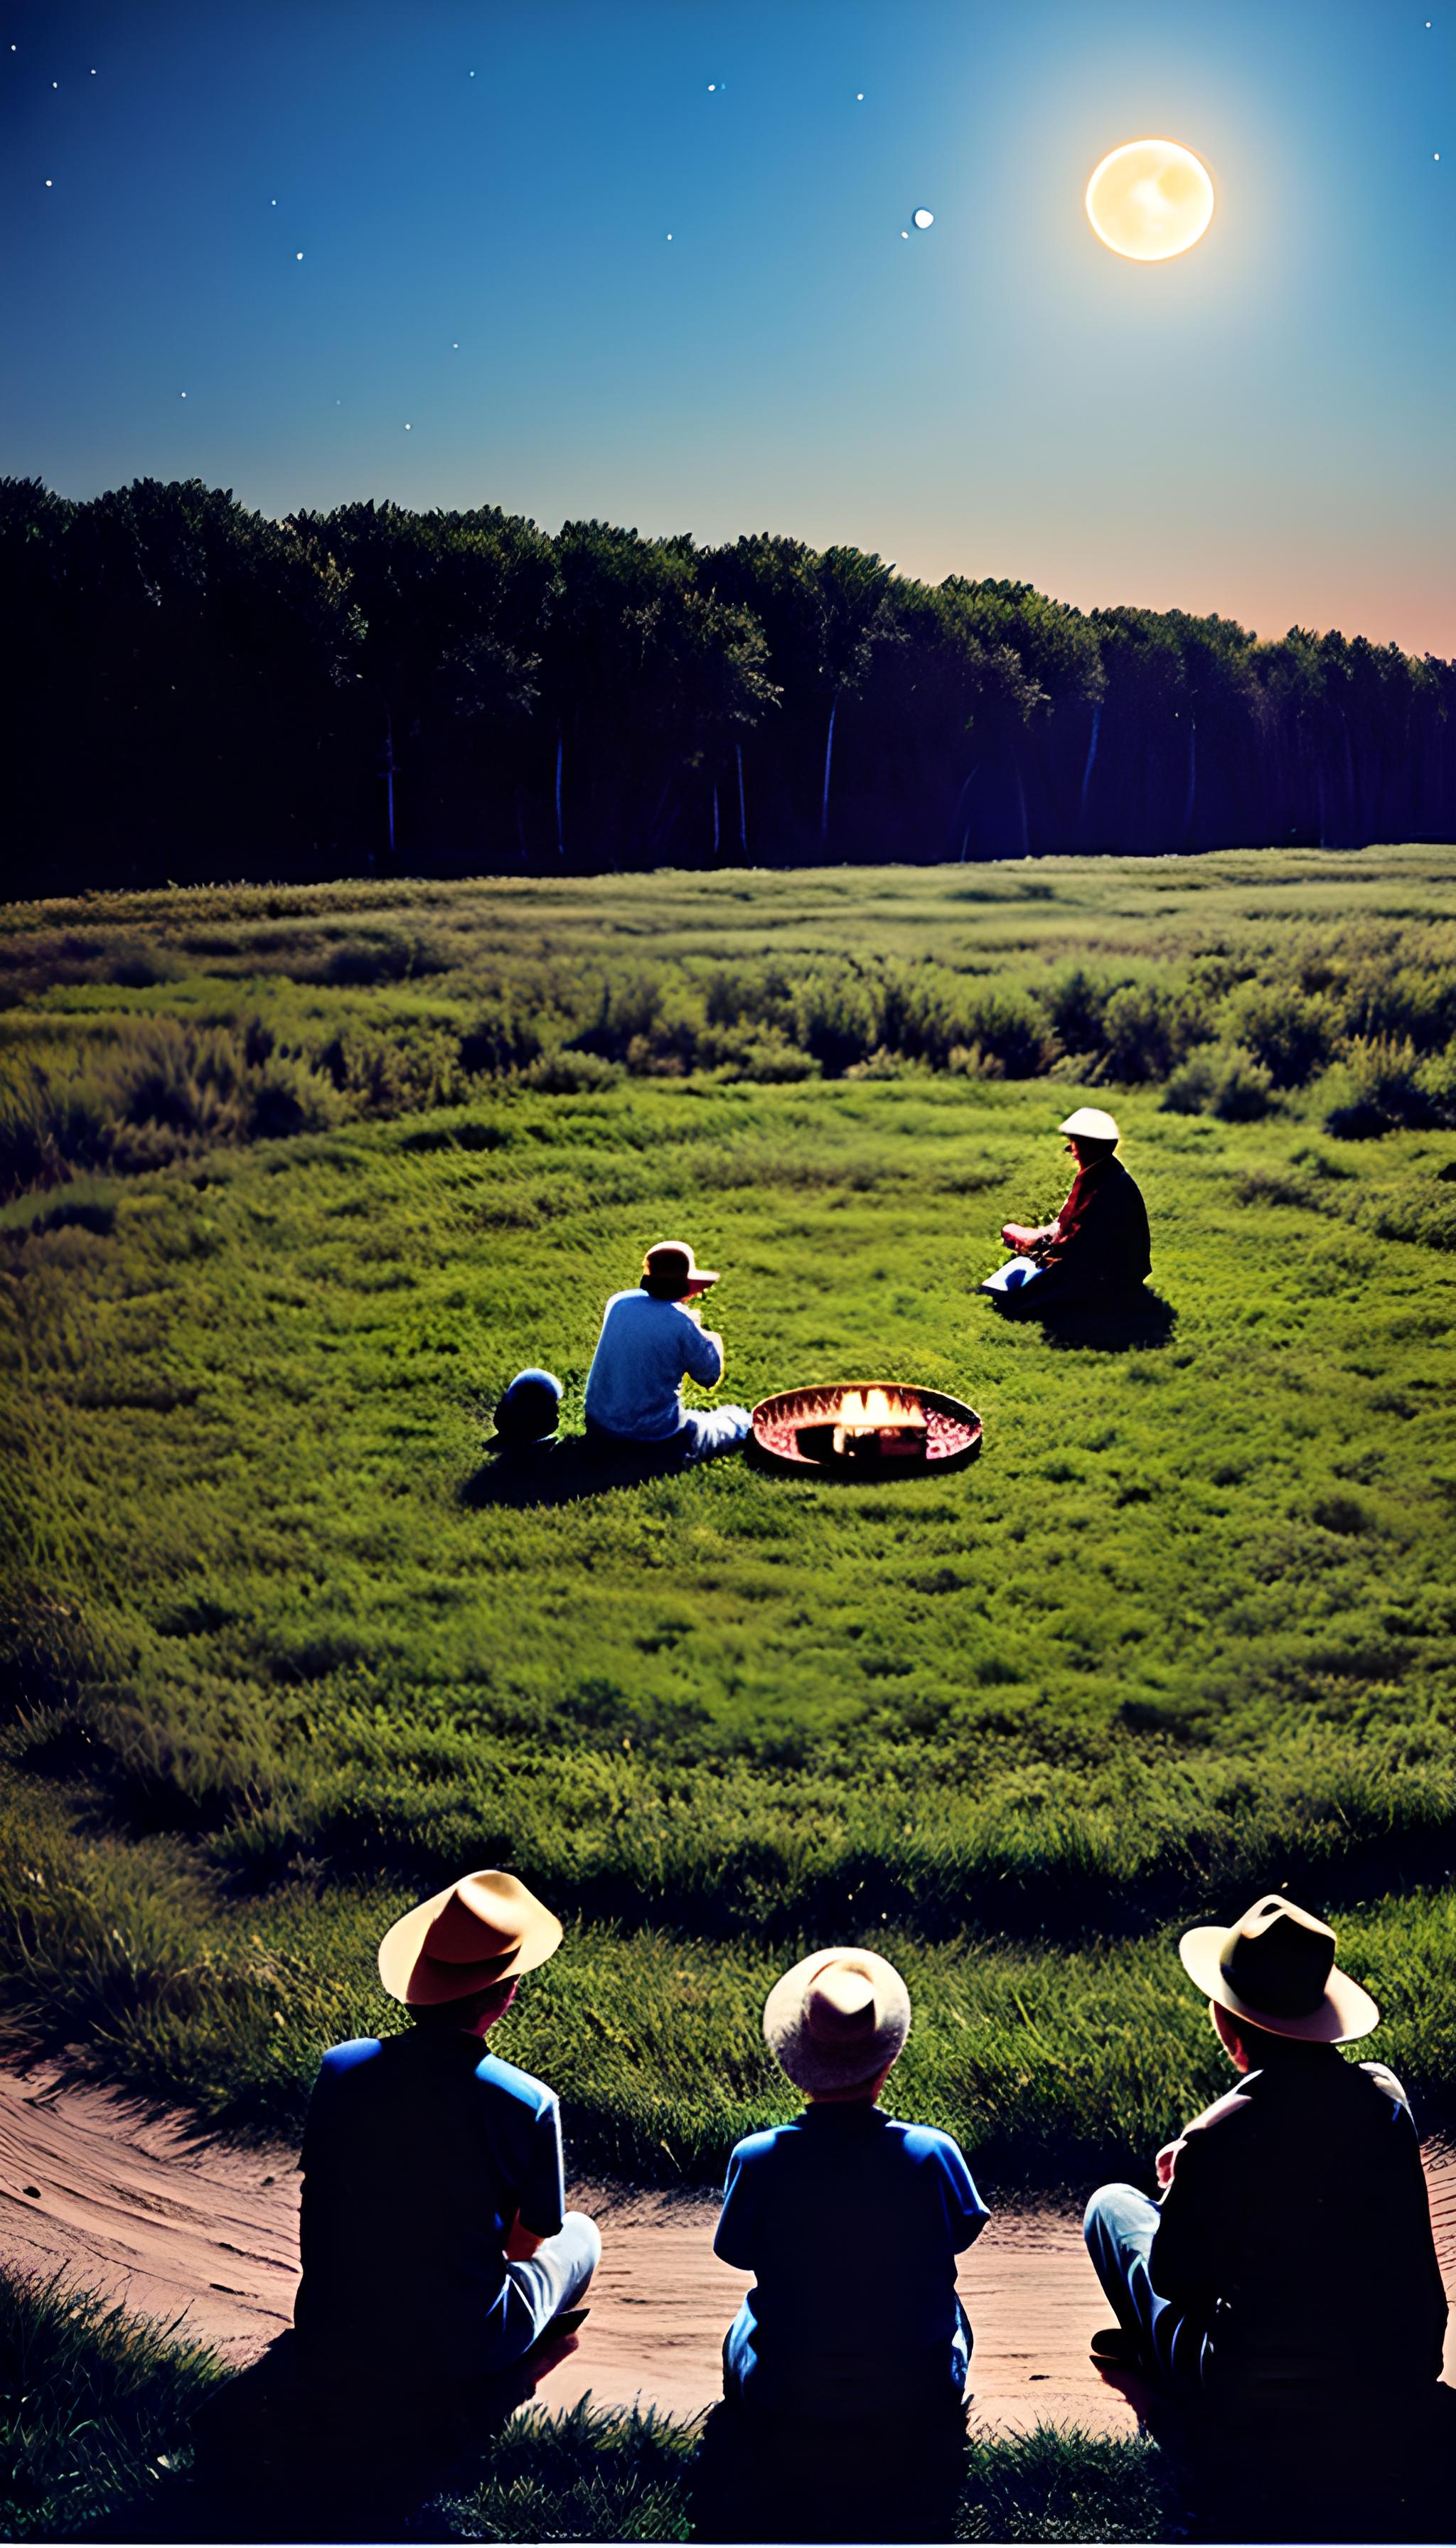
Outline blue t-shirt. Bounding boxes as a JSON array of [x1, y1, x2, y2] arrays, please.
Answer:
[[714, 2103, 989, 2419], [294, 2030, 564, 2384], [584, 1289, 724, 1441]]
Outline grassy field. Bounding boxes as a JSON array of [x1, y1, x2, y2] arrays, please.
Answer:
[[2, 848, 1455, 2195]]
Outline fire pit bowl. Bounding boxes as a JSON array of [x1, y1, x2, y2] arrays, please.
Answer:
[[750, 1382, 983, 1477]]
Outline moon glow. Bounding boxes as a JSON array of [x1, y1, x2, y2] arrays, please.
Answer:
[[1085, 138, 1214, 262]]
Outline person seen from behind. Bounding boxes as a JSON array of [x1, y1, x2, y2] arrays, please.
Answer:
[[1083, 1893, 1447, 2402], [584, 1239, 751, 1461], [714, 1949, 988, 2426], [294, 1870, 600, 2423], [981, 1108, 1150, 1305]]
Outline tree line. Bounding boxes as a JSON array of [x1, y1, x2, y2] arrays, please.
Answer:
[[4, 475, 1452, 891]]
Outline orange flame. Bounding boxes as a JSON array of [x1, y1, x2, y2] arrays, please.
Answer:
[[830, 1386, 927, 1451]]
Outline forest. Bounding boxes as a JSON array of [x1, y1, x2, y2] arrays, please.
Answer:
[[4, 475, 1454, 891]]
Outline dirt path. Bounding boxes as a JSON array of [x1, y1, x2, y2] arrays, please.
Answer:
[[4, 2061, 1454, 2434]]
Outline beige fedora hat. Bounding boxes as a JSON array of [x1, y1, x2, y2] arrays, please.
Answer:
[[1179, 1893, 1379, 2045], [763, 1947, 911, 2094], [378, 1869, 563, 2008], [1059, 1106, 1120, 1143], [642, 1238, 719, 1297]]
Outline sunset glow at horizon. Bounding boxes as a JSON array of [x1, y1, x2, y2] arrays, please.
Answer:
[[1085, 137, 1216, 261]]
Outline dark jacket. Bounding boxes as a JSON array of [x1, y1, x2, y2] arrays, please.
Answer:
[[1045, 1155, 1150, 1288], [1151, 2052, 1447, 2394]]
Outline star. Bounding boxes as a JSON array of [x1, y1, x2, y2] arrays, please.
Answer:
[[707, 82, 715, 90], [296, 250, 304, 259], [405, 422, 411, 430], [666, 230, 673, 240], [180, 390, 187, 398], [857, 92, 864, 101], [45, 178, 53, 187]]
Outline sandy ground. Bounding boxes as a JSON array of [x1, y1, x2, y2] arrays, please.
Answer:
[[3, 2060, 1454, 2435]]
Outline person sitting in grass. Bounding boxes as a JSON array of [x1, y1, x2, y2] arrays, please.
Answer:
[[584, 1238, 751, 1462], [1083, 1893, 1447, 2404], [294, 1870, 600, 2420], [713, 1949, 989, 2426], [980, 1107, 1150, 1306]]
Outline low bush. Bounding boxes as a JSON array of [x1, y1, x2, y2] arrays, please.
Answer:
[[1160, 1044, 1276, 1121], [1320, 1037, 1456, 1139]]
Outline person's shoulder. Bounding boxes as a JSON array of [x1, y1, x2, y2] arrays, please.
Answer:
[[728, 2122, 791, 2169], [1182, 2079, 1253, 2138], [473, 2051, 558, 2119], [882, 2119, 981, 2185], [319, 2035, 383, 2076]]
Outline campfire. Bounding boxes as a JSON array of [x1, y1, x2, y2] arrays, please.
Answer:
[[751, 1382, 982, 1476]]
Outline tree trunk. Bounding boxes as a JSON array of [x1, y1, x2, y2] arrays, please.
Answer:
[[1079, 704, 1102, 831], [820, 690, 840, 847], [736, 742, 747, 855], [711, 778, 719, 862], [1182, 714, 1197, 842], [555, 729, 564, 857]]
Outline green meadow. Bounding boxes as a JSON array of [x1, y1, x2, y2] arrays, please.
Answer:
[[2, 847, 1455, 2193]]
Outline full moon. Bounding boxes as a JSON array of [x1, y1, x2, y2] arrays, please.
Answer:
[[1085, 138, 1214, 262]]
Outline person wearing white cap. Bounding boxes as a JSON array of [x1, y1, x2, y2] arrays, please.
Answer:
[[711, 1949, 989, 2431], [1082, 1893, 1447, 2401], [293, 1870, 601, 2416], [979, 1107, 1151, 1306], [584, 1238, 751, 1461]]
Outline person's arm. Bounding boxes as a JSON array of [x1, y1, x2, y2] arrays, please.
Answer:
[[939, 2140, 992, 2252], [680, 1310, 725, 1386], [713, 2145, 756, 2270], [1147, 2106, 1236, 2311], [508, 2092, 567, 2252]]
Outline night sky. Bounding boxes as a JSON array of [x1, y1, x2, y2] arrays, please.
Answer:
[[4, 0, 1452, 653]]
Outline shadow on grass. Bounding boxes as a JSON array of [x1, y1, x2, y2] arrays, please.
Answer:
[[459, 1435, 719, 1510], [987, 1285, 1179, 1354], [12, 2260, 1455, 2546], [1101, 2367, 1456, 2546]]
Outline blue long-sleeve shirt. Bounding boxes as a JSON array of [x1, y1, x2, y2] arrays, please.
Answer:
[[584, 1288, 724, 1441]]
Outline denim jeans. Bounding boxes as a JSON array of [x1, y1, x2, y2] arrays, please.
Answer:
[[496, 2209, 601, 2362], [1083, 2183, 1210, 2392], [587, 1408, 751, 1465]]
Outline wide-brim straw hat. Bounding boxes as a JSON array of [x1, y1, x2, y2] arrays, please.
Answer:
[[642, 1238, 719, 1297], [1059, 1107, 1121, 1143], [763, 1947, 911, 2094], [1179, 1893, 1379, 2044], [378, 1869, 563, 2007]]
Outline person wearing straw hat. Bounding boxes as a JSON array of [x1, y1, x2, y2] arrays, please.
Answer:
[[294, 1871, 601, 2407], [584, 1239, 751, 1461], [1083, 1893, 1447, 2400], [980, 1107, 1150, 1305], [712, 1948, 989, 2426]]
